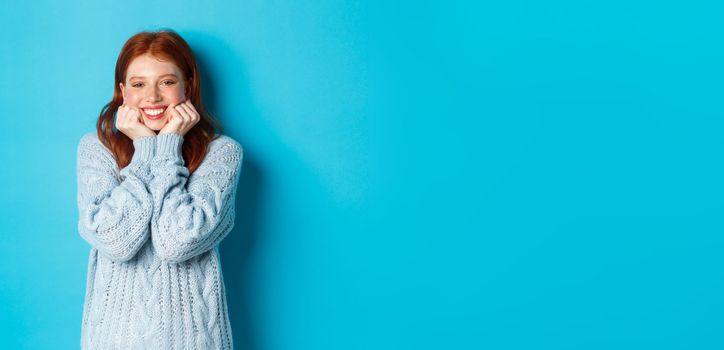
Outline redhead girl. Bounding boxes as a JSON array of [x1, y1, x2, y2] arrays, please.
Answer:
[[76, 29, 241, 349]]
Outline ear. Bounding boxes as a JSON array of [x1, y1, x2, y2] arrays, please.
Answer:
[[119, 82, 125, 99]]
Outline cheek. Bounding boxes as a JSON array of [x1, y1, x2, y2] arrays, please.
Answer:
[[154, 88, 185, 105], [124, 92, 142, 104], [168, 87, 186, 102]]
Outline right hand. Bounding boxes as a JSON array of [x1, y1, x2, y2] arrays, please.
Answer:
[[116, 105, 156, 140]]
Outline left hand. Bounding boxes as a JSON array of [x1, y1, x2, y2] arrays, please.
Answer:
[[159, 100, 200, 137]]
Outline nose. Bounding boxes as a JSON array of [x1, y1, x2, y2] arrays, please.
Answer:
[[146, 86, 162, 102]]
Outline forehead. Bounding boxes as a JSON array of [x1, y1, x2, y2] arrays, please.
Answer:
[[126, 54, 182, 80]]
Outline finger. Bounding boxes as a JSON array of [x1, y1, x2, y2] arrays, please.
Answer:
[[183, 100, 199, 115], [126, 107, 139, 125], [116, 107, 127, 126], [132, 106, 143, 119], [186, 101, 200, 122], [169, 101, 183, 111], [169, 105, 183, 124], [162, 104, 175, 120], [182, 101, 200, 122], [175, 104, 190, 123], [178, 103, 195, 121]]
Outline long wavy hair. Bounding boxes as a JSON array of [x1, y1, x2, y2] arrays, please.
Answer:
[[96, 29, 223, 174]]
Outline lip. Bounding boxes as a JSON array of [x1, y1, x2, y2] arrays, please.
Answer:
[[141, 106, 167, 120], [141, 105, 167, 110]]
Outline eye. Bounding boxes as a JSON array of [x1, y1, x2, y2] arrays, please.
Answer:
[[132, 83, 143, 88], [163, 80, 176, 86]]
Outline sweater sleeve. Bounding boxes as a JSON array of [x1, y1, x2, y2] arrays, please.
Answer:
[[76, 133, 156, 262], [148, 133, 243, 263]]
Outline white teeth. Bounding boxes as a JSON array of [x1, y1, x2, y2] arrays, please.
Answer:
[[144, 108, 164, 116]]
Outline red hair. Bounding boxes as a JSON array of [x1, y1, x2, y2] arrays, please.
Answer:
[[96, 29, 223, 174]]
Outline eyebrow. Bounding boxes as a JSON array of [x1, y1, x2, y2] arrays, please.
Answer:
[[128, 73, 178, 80]]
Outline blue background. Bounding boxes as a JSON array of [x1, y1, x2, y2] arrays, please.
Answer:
[[1, 0, 723, 349]]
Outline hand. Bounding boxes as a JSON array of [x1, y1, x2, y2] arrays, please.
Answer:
[[116, 105, 156, 140], [159, 100, 200, 137]]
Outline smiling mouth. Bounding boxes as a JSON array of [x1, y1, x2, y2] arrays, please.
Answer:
[[142, 107, 166, 120]]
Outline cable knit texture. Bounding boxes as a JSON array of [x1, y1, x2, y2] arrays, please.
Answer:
[[76, 131, 243, 349]]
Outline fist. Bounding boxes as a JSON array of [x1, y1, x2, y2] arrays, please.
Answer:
[[116, 105, 156, 140], [159, 100, 201, 137]]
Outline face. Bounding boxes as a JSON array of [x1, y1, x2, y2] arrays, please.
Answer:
[[119, 53, 187, 131]]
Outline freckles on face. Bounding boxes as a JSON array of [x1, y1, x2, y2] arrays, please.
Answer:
[[121, 54, 187, 130]]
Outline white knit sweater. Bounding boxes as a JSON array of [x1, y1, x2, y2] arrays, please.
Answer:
[[76, 131, 243, 349]]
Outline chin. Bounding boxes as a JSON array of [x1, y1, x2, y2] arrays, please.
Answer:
[[143, 119, 166, 131]]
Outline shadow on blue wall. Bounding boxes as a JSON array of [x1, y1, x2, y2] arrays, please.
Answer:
[[222, 158, 263, 350]]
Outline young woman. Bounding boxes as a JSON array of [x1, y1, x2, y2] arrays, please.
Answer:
[[76, 29, 242, 349]]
